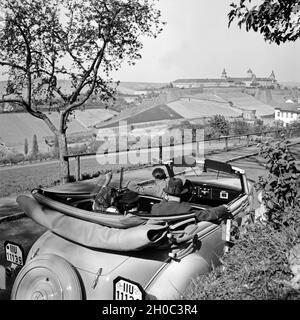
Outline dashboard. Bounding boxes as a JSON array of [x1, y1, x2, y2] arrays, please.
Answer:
[[182, 179, 242, 206]]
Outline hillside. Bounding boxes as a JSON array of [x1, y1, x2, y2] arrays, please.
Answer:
[[95, 88, 279, 130], [0, 80, 166, 96], [167, 95, 241, 119], [215, 91, 275, 117], [117, 82, 166, 94], [0, 109, 117, 153]]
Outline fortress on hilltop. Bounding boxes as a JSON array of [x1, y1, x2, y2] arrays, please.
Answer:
[[172, 69, 278, 89]]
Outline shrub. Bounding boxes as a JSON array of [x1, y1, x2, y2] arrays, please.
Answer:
[[24, 138, 29, 155], [255, 138, 298, 226], [185, 206, 300, 300], [10, 153, 25, 164], [231, 119, 251, 136], [31, 134, 39, 158], [207, 115, 230, 138]]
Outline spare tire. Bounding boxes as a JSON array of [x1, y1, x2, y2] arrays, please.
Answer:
[[11, 254, 82, 300]]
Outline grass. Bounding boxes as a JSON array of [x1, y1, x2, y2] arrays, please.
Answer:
[[184, 206, 300, 300], [0, 156, 145, 197]]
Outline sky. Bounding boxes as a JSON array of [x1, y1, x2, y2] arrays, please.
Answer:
[[1, 0, 299, 85], [111, 0, 300, 84]]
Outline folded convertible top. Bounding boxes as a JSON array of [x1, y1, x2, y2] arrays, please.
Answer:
[[29, 189, 146, 229], [17, 195, 169, 251]]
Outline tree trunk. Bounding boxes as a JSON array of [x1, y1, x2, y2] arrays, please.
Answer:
[[58, 131, 70, 184]]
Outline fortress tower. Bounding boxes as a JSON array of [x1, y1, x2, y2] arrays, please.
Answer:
[[269, 70, 276, 81], [247, 69, 253, 78], [221, 68, 227, 79]]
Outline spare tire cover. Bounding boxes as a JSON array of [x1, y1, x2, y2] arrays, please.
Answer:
[[11, 254, 82, 300]]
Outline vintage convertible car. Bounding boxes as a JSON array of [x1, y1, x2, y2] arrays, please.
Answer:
[[5, 157, 253, 300]]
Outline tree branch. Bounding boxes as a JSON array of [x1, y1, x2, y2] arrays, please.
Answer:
[[0, 96, 57, 134], [0, 61, 26, 72], [69, 39, 108, 105]]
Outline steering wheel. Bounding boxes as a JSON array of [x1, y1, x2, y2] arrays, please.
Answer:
[[182, 179, 197, 203]]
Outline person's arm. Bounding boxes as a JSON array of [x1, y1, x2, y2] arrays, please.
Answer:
[[126, 180, 147, 194], [92, 172, 113, 194], [193, 204, 232, 222], [127, 180, 163, 197]]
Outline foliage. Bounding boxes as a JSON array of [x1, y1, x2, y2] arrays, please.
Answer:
[[231, 119, 252, 135], [207, 115, 230, 138], [0, 0, 164, 180], [185, 206, 300, 300], [0, 152, 25, 164], [255, 138, 298, 225], [31, 134, 39, 158], [24, 138, 28, 155], [253, 118, 267, 133], [290, 121, 300, 132], [228, 0, 300, 44]]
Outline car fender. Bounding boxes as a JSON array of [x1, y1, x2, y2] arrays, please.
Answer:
[[145, 253, 210, 300], [25, 231, 168, 299]]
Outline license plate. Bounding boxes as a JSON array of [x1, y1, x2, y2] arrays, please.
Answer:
[[4, 241, 24, 266], [113, 277, 144, 300]]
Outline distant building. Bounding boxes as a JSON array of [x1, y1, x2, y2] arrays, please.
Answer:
[[274, 102, 300, 126], [173, 69, 278, 89]]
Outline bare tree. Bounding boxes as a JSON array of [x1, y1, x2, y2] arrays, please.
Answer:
[[0, 0, 164, 182]]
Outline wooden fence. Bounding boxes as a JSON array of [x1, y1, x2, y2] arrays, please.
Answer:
[[65, 128, 296, 181]]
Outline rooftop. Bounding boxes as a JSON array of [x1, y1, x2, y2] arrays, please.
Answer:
[[173, 77, 273, 83], [274, 103, 300, 113]]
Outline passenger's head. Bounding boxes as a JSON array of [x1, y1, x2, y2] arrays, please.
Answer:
[[163, 178, 187, 202], [152, 167, 167, 180], [119, 190, 139, 213]]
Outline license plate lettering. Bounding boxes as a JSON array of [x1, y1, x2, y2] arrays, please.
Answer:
[[113, 277, 144, 300], [4, 242, 24, 266]]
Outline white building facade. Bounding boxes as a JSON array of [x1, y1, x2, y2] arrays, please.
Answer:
[[274, 103, 300, 126]]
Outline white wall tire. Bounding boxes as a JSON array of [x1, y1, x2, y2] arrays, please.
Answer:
[[11, 254, 82, 300]]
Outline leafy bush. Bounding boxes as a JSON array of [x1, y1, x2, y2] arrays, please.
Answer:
[[231, 119, 252, 135], [10, 153, 25, 164], [255, 139, 298, 225], [207, 115, 230, 138], [31, 134, 39, 158], [185, 206, 300, 300]]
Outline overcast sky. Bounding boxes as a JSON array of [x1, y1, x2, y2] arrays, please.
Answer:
[[111, 0, 300, 84]]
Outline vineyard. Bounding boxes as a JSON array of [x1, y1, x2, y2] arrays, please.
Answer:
[[0, 109, 116, 153]]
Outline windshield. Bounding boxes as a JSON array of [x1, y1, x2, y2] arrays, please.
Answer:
[[173, 163, 242, 191]]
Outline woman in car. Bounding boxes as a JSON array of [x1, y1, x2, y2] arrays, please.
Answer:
[[127, 167, 169, 198], [92, 171, 120, 213]]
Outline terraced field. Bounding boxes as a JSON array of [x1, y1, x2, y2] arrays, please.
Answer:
[[167, 98, 241, 119], [0, 109, 116, 153], [216, 91, 275, 116]]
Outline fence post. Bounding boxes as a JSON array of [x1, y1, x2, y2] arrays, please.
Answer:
[[224, 136, 228, 152], [246, 134, 250, 147], [182, 130, 185, 158], [75, 156, 81, 181], [192, 128, 197, 157], [148, 136, 151, 164], [159, 136, 163, 163]]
